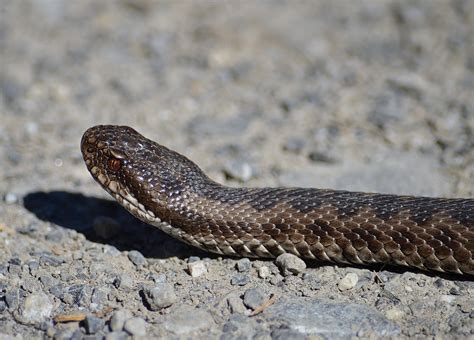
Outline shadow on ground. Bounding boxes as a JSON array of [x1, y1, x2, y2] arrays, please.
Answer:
[[23, 191, 207, 260]]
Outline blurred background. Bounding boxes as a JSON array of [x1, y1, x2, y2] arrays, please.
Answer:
[[1, 0, 473, 200]]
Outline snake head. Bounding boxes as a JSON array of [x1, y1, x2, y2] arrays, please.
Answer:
[[81, 125, 204, 221], [81, 125, 133, 184]]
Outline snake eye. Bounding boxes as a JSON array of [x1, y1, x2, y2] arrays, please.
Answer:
[[108, 158, 122, 172]]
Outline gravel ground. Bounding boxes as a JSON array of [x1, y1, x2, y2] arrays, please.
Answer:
[[1, 1, 473, 339]]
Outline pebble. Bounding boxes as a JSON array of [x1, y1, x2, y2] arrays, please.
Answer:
[[48, 284, 65, 299], [223, 161, 254, 182], [66, 284, 92, 306], [9, 257, 21, 266], [307, 150, 337, 164], [187, 256, 201, 263], [39, 273, 59, 289], [142, 283, 177, 311], [4, 192, 18, 204], [231, 274, 250, 286], [243, 288, 267, 310], [408, 301, 426, 316], [5, 290, 19, 310], [236, 258, 251, 272], [110, 309, 132, 331], [187, 261, 208, 277], [127, 250, 147, 267], [39, 254, 65, 267], [16, 292, 53, 325], [113, 274, 134, 289], [162, 306, 215, 335], [433, 278, 445, 288], [449, 287, 462, 295], [338, 273, 359, 291], [103, 245, 121, 256], [21, 278, 42, 293], [269, 274, 284, 286], [386, 308, 404, 321], [275, 253, 306, 276], [90, 288, 108, 311], [124, 317, 147, 337], [8, 264, 21, 276], [84, 315, 104, 334], [92, 216, 121, 239], [227, 295, 247, 314], [258, 266, 271, 278]]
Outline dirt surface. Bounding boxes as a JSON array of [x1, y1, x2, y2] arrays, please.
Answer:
[[1, 1, 473, 339]]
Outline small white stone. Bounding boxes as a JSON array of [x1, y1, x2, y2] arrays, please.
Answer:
[[385, 308, 404, 321], [4, 192, 18, 204], [338, 273, 359, 291], [188, 261, 208, 278], [404, 285, 413, 292], [258, 266, 271, 278]]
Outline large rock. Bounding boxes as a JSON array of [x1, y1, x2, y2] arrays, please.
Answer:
[[265, 297, 400, 338]]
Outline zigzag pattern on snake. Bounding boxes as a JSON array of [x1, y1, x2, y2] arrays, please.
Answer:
[[81, 125, 474, 275]]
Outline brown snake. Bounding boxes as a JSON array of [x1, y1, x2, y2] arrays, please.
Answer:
[[81, 125, 474, 276]]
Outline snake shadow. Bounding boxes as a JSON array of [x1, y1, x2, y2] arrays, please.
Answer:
[[23, 191, 208, 260]]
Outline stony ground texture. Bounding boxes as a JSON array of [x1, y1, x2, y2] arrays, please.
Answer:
[[1, 0, 473, 339]]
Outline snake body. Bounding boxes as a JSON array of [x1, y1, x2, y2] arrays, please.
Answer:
[[81, 125, 474, 275]]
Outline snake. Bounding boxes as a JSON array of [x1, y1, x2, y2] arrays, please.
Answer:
[[81, 125, 474, 276]]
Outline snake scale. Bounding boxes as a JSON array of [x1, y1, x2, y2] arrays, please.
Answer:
[[81, 125, 473, 276]]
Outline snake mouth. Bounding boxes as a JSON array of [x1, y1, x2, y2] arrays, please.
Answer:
[[90, 166, 160, 225]]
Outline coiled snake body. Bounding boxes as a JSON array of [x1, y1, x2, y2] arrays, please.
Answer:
[[81, 125, 473, 275]]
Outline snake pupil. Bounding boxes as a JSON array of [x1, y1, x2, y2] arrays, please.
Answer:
[[108, 158, 122, 172]]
